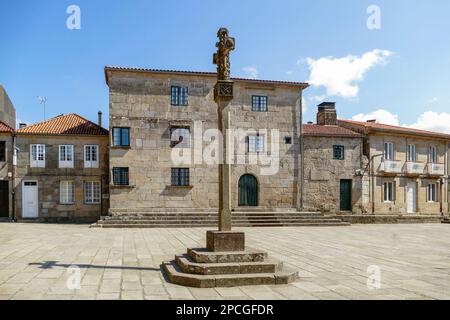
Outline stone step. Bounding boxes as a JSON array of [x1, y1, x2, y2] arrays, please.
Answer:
[[100, 217, 340, 223], [162, 260, 298, 288], [175, 254, 282, 275], [92, 221, 350, 228], [187, 248, 267, 263]]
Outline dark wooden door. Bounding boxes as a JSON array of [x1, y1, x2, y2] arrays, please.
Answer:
[[0, 181, 9, 217], [340, 179, 352, 211], [238, 174, 258, 206]]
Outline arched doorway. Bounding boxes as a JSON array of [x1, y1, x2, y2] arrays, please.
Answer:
[[238, 174, 258, 206]]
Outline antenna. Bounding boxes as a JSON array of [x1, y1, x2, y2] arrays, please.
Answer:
[[37, 96, 47, 120]]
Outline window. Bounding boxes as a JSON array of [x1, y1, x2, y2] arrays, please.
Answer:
[[333, 145, 345, 160], [112, 127, 130, 147], [59, 145, 74, 168], [171, 86, 188, 106], [170, 127, 190, 148], [427, 183, 438, 202], [384, 142, 394, 161], [383, 182, 394, 202], [30, 144, 45, 168], [0, 141, 5, 162], [247, 135, 265, 153], [84, 181, 101, 204], [429, 145, 437, 163], [407, 144, 416, 162], [84, 145, 99, 168], [112, 167, 129, 186], [284, 136, 292, 145], [171, 168, 190, 186], [252, 96, 268, 112], [60, 181, 75, 204]]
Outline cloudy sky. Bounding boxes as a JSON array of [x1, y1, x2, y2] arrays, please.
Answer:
[[1, 0, 450, 133]]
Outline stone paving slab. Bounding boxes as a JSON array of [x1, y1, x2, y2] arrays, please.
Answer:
[[0, 223, 449, 300]]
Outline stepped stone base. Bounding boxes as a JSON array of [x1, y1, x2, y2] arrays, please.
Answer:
[[162, 247, 298, 288]]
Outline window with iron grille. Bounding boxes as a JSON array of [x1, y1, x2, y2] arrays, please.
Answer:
[[251, 96, 268, 112], [333, 145, 345, 160], [170, 127, 190, 148], [0, 141, 5, 162], [60, 180, 75, 204], [84, 181, 101, 204], [171, 168, 190, 186], [171, 86, 188, 106], [112, 167, 129, 186], [112, 127, 130, 147]]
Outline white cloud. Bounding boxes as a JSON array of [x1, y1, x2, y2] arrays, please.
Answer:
[[242, 66, 259, 79], [306, 49, 393, 98], [351, 109, 450, 134], [351, 109, 400, 126], [407, 111, 450, 134]]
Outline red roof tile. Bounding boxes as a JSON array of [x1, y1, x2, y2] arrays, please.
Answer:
[[338, 119, 450, 140], [303, 124, 362, 137], [17, 114, 108, 136], [0, 121, 14, 133], [104, 66, 309, 88]]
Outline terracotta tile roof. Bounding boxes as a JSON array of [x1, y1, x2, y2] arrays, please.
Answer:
[[104, 66, 309, 88], [303, 124, 362, 137], [0, 121, 14, 133], [17, 114, 108, 136], [338, 119, 450, 140]]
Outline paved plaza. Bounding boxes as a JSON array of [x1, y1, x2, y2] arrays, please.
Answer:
[[0, 223, 449, 300]]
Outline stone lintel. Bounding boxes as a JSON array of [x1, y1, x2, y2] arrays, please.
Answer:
[[206, 230, 245, 252]]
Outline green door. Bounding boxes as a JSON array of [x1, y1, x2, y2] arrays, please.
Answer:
[[0, 181, 9, 217], [340, 179, 352, 211], [238, 174, 258, 206]]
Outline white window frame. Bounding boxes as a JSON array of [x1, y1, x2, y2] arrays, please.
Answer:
[[247, 134, 265, 154], [84, 181, 101, 204], [429, 145, 437, 164], [407, 144, 416, 162], [60, 180, 75, 204], [59, 145, 74, 168], [383, 181, 394, 203], [30, 144, 45, 168], [84, 145, 99, 168], [427, 183, 438, 203], [384, 142, 394, 161]]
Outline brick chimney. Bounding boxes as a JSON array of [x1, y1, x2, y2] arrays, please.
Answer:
[[317, 102, 337, 126], [98, 111, 102, 127]]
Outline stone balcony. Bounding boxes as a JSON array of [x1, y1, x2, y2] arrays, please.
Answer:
[[379, 160, 404, 174], [426, 163, 445, 176], [404, 162, 425, 175]]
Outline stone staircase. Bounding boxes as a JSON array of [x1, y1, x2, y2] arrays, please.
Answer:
[[91, 209, 350, 228]]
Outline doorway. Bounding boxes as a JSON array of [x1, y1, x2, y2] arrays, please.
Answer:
[[0, 181, 9, 218], [238, 174, 258, 206], [340, 179, 352, 211], [22, 181, 38, 218], [406, 181, 417, 213]]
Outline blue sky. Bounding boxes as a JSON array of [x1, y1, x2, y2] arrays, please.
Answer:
[[1, 0, 450, 132]]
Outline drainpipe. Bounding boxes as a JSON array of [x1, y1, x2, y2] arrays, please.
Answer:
[[299, 90, 304, 211], [11, 133, 16, 222]]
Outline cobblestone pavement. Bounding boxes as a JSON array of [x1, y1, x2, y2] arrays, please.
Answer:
[[0, 223, 449, 300]]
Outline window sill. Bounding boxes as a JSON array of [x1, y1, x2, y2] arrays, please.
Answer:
[[59, 203, 75, 206], [167, 185, 193, 189], [110, 146, 131, 150], [110, 184, 135, 189], [84, 202, 101, 205]]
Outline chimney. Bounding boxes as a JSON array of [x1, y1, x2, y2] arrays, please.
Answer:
[[19, 123, 27, 129], [317, 102, 337, 125], [98, 111, 102, 127]]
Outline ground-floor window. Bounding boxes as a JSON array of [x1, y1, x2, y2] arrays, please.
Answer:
[[427, 183, 438, 202], [171, 168, 190, 186], [84, 181, 101, 204], [112, 167, 129, 186], [383, 181, 394, 202], [60, 181, 74, 204]]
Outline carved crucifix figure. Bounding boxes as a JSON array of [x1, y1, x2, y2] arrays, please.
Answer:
[[213, 28, 235, 81]]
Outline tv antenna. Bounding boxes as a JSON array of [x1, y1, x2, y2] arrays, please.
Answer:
[[37, 96, 47, 120]]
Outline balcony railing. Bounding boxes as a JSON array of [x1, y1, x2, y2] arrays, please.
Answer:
[[379, 160, 403, 174], [426, 163, 445, 176], [404, 162, 425, 175]]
